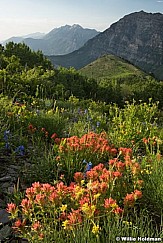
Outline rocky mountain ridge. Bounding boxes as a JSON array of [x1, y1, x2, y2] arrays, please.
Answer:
[[3, 25, 99, 55], [48, 11, 163, 80]]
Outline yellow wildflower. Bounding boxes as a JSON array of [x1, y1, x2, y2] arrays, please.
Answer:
[[94, 193, 101, 200], [81, 180, 85, 186], [62, 220, 69, 230], [92, 224, 100, 235], [123, 221, 132, 226], [81, 203, 89, 214], [60, 204, 67, 212], [91, 205, 96, 213], [74, 186, 85, 200], [47, 109, 53, 114], [81, 203, 96, 217]]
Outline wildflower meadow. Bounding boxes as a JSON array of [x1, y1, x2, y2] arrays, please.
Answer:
[[0, 94, 163, 242]]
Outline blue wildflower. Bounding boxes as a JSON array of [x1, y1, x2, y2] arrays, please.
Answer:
[[15, 145, 25, 156], [4, 130, 11, 150], [83, 159, 87, 164], [87, 117, 92, 121], [83, 160, 93, 178], [85, 162, 93, 173], [72, 117, 78, 123], [4, 130, 10, 142], [77, 108, 81, 114], [5, 143, 10, 150], [84, 109, 88, 114], [96, 121, 100, 127], [83, 160, 93, 171]]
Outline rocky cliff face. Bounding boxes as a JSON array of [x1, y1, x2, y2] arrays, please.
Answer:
[[48, 11, 163, 79], [102, 11, 163, 77]]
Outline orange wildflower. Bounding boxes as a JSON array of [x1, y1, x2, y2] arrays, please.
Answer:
[[32, 221, 41, 231], [124, 193, 135, 206], [116, 161, 126, 171], [21, 199, 32, 213], [14, 219, 22, 228], [28, 124, 36, 133], [74, 172, 84, 183], [134, 189, 142, 199], [104, 198, 117, 209], [67, 209, 82, 224], [51, 133, 58, 139], [113, 171, 122, 178], [113, 207, 124, 215], [7, 203, 17, 214], [142, 138, 148, 144]]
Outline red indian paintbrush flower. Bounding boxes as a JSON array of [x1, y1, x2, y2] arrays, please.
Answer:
[[7, 203, 17, 214], [124, 193, 135, 206], [104, 198, 117, 209], [51, 133, 58, 139], [74, 172, 84, 183]]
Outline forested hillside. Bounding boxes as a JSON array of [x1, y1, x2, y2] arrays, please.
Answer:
[[0, 42, 163, 107]]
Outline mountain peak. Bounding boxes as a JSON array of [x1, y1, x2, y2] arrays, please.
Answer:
[[3, 24, 99, 56], [56, 24, 82, 30], [123, 10, 163, 19], [71, 24, 82, 28], [48, 11, 163, 80]]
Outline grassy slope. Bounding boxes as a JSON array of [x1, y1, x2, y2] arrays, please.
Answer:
[[79, 54, 148, 82]]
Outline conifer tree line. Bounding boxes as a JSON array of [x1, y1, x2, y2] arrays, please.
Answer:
[[0, 42, 163, 107]]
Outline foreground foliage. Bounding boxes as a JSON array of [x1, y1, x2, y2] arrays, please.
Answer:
[[0, 94, 162, 242], [0, 43, 163, 242]]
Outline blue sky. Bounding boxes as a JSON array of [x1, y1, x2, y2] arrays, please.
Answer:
[[1, 0, 163, 41]]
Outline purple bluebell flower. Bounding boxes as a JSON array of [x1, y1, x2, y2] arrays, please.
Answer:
[[85, 162, 92, 172], [5, 143, 10, 150], [15, 145, 25, 156], [4, 130, 10, 142], [83, 161, 92, 178]]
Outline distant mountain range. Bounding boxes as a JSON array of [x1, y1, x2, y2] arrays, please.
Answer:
[[2, 25, 99, 55], [2, 32, 45, 44], [48, 11, 163, 80]]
